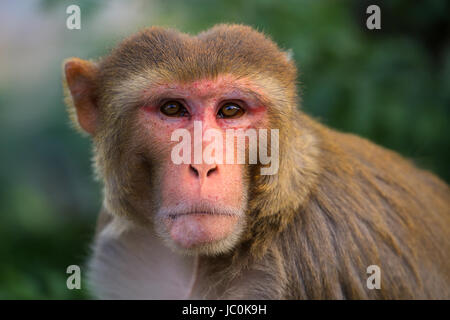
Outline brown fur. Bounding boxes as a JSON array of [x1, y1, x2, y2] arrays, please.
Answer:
[[63, 24, 450, 299]]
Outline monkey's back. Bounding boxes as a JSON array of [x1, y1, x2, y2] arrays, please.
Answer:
[[279, 121, 450, 299]]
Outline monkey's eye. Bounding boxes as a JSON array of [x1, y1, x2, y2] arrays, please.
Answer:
[[217, 103, 244, 119], [160, 101, 189, 117]]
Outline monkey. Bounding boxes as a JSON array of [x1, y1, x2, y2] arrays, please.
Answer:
[[62, 24, 450, 299]]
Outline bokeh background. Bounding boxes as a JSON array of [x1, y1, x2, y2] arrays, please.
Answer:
[[0, 0, 448, 299]]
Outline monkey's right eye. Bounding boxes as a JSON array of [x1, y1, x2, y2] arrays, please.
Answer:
[[160, 101, 189, 117]]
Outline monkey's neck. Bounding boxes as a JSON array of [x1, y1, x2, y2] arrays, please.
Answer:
[[91, 212, 255, 299], [90, 213, 203, 299], [243, 112, 322, 257]]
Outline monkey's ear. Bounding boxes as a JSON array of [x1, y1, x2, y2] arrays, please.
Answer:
[[63, 58, 99, 135]]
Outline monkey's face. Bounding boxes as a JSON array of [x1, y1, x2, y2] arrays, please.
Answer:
[[121, 75, 268, 256], [63, 25, 297, 256]]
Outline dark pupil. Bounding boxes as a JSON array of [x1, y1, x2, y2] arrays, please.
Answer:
[[223, 105, 238, 116], [165, 103, 179, 114]]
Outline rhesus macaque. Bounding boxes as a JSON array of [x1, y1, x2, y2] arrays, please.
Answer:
[[62, 24, 449, 299]]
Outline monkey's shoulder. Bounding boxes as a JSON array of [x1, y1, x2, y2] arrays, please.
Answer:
[[283, 127, 450, 298]]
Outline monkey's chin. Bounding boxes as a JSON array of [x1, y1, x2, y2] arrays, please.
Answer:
[[162, 214, 242, 255]]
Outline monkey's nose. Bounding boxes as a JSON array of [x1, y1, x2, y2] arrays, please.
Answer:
[[189, 164, 218, 178]]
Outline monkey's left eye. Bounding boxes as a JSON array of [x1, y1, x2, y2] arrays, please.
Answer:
[[160, 101, 189, 117], [217, 103, 245, 119]]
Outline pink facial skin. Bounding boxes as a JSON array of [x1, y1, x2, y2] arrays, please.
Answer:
[[139, 75, 268, 250], [165, 214, 240, 248]]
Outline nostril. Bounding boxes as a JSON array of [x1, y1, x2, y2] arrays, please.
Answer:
[[206, 166, 217, 177], [189, 164, 199, 177], [190, 164, 218, 178]]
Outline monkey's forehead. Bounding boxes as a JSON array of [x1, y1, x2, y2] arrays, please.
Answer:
[[97, 24, 297, 87]]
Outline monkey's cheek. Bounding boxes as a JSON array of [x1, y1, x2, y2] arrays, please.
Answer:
[[165, 215, 239, 249]]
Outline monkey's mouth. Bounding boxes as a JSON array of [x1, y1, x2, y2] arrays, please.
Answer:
[[156, 202, 243, 248], [157, 201, 243, 220], [156, 207, 240, 248], [167, 212, 236, 219]]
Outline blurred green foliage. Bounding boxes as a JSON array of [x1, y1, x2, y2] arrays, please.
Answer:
[[0, 0, 448, 299]]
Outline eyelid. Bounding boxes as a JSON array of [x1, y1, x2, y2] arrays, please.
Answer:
[[160, 99, 190, 117], [217, 100, 247, 113], [217, 100, 247, 119], [159, 98, 188, 108]]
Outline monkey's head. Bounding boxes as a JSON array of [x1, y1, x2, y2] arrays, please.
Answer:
[[63, 24, 308, 256]]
